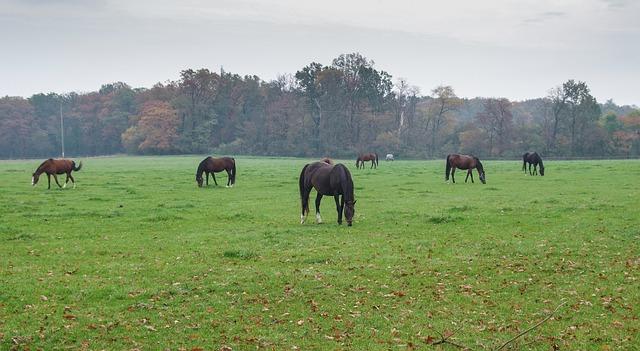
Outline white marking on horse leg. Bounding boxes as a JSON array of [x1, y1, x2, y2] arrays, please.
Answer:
[[300, 214, 306, 224], [63, 182, 67, 188], [31, 177, 35, 186], [73, 182, 76, 189], [316, 212, 322, 224]]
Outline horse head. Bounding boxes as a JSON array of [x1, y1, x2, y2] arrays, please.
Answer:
[[32, 172, 40, 186], [539, 165, 545, 176], [195, 173, 204, 187], [344, 199, 357, 226]]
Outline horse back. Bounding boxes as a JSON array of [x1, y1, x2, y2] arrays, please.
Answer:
[[305, 162, 334, 195], [206, 156, 234, 172], [38, 158, 73, 174]]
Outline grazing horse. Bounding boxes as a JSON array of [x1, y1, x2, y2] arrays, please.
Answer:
[[356, 152, 378, 169], [523, 152, 545, 176], [320, 157, 334, 165], [386, 154, 394, 161], [299, 161, 356, 226], [445, 154, 486, 184], [196, 156, 236, 187], [32, 158, 82, 189]]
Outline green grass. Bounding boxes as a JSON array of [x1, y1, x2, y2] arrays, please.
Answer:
[[0, 156, 638, 350]]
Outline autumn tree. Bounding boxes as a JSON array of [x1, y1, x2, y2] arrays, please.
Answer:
[[122, 101, 180, 154], [424, 85, 461, 157], [0, 97, 49, 158], [475, 98, 514, 156]]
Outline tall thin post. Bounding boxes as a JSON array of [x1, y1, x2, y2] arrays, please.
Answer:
[[60, 101, 65, 158]]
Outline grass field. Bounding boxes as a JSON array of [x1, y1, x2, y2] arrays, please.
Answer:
[[0, 156, 638, 350]]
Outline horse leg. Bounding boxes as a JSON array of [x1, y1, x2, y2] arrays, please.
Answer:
[[529, 164, 532, 176], [533, 164, 537, 175], [69, 173, 76, 189], [315, 193, 323, 224], [212, 173, 218, 186], [335, 195, 343, 225], [63, 173, 69, 188], [47, 174, 51, 189], [465, 170, 470, 183], [301, 188, 310, 224], [53, 174, 63, 188], [205, 172, 209, 186], [451, 168, 456, 183]]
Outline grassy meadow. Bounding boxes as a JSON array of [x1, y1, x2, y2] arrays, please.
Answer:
[[0, 156, 638, 350]]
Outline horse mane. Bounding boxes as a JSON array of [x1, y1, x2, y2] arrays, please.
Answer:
[[196, 157, 211, 177], [334, 164, 354, 202], [34, 159, 52, 175], [473, 156, 484, 172]]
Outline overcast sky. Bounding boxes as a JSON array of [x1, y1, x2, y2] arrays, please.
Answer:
[[1, 0, 638, 105]]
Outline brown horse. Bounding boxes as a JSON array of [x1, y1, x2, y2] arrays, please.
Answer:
[[32, 158, 83, 189], [299, 161, 356, 226], [445, 154, 486, 184], [356, 152, 378, 169], [196, 156, 236, 187]]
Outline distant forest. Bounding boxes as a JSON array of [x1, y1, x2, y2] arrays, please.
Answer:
[[1, 53, 639, 159]]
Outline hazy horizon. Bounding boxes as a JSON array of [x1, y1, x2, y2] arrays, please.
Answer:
[[2, 0, 639, 105]]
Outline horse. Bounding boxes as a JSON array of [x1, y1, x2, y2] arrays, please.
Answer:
[[195, 156, 236, 187], [386, 154, 394, 161], [299, 161, 356, 226], [320, 157, 334, 165], [445, 154, 486, 184], [522, 152, 545, 176], [356, 152, 378, 169], [32, 158, 82, 189]]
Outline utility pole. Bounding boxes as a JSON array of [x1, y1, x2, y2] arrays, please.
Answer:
[[60, 101, 65, 158]]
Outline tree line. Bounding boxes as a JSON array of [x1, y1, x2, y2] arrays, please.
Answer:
[[1, 53, 639, 159]]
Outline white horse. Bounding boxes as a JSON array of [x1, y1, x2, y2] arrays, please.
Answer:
[[386, 154, 394, 161]]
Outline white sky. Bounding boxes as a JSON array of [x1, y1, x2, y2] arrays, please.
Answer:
[[1, 0, 638, 105]]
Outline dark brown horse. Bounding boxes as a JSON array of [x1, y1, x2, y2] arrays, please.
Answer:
[[299, 161, 356, 226], [32, 158, 82, 189], [522, 152, 545, 176], [445, 154, 486, 184], [196, 156, 236, 187], [356, 152, 378, 169]]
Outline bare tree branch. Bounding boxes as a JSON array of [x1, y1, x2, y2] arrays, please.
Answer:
[[494, 300, 566, 351]]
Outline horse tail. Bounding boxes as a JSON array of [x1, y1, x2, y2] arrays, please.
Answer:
[[72, 161, 82, 172], [231, 158, 236, 185], [445, 154, 452, 181], [299, 164, 310, 214], [375, 153, 379, 166]]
